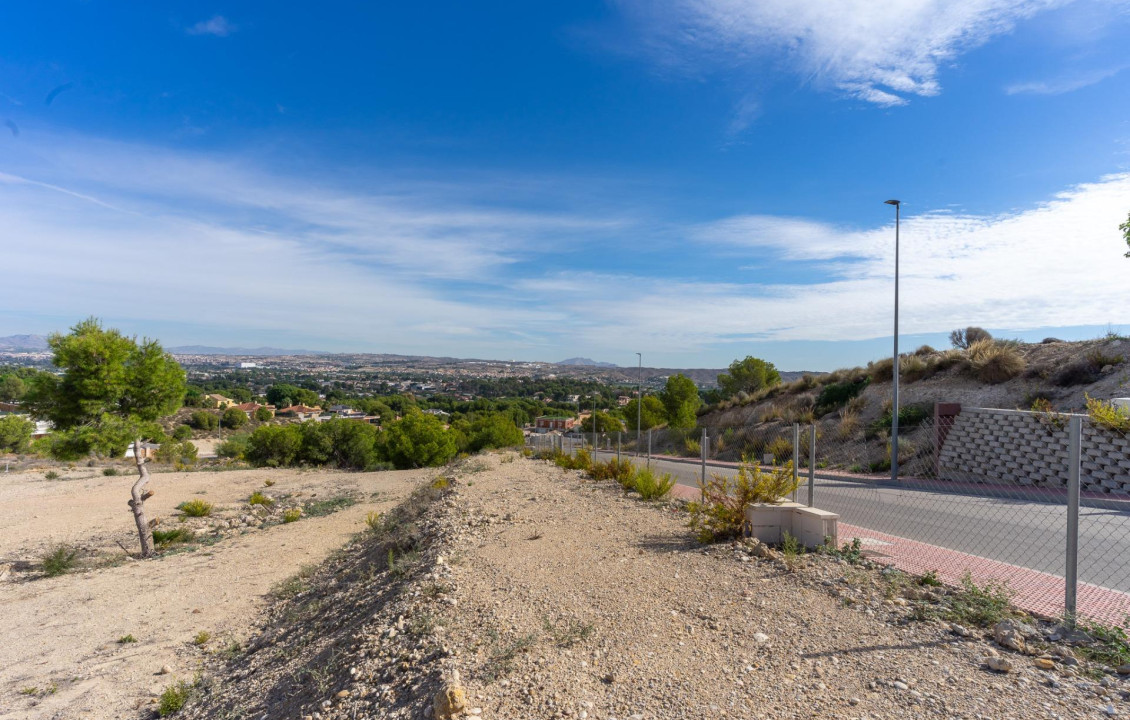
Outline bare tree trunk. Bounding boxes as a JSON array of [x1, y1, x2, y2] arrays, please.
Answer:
[[128, 438, 155, 558]]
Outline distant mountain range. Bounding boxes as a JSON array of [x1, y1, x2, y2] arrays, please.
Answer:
[[0, 334, 48, 351], [557, 357, 619, 368]]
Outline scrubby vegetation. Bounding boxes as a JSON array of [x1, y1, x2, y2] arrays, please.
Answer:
[[41, 544, 80, 577], [627, 466, 675, 500], [1087, 395, 1130, 433], [687, 459, 797, 543], [177, 499, 214, 517]]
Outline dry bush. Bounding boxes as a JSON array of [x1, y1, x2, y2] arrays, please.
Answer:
[[899, 355, 931, 382], [838, 409, 861, 439], [766, 436, 794, 463], [868, 357, 894, 382], [933, 348, 968, 372], [630, 466, 675, 500], [950, 326, 992, 349], [913, 344, 936, 356], [844, 394, 867, 415], [590, 458, 635, 485], [687, 460, 797, 543], [1087, 396, 1130, 433], [1054, 360, 1100, 387], [968, 340, 1025, 384]]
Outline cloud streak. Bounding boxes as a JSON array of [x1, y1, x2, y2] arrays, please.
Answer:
[[186, 16, 236, 37], [614, 0, 1071, 105]]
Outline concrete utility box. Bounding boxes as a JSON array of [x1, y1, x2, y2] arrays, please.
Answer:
[[791, 507, 839, 548], [744, 503, 839, 548]]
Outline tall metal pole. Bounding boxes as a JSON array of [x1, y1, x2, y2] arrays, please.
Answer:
[[886, 199, 901, 482], [1065, 416, 1082, 623], [635, 352, 642, 457], [592, 395, 597, 452]]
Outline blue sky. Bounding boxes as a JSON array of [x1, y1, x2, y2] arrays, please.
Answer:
[[1, 1, 1128, 370]]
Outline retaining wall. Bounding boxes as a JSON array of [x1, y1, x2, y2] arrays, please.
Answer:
[[937, 406, 1130, 493]]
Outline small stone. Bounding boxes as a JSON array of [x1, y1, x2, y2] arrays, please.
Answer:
[[1117, 664, 1130, 675], [892, 681, 910, 691], [848, 698, 860, 706], [949, 623, 972, 637], [987, 656, 1014, 673], [469, 709, 482, 716], [336, 690, 350, 699], [1035, 657, 1055, 670], [158, 665, 173, 675], [753, 632, 770, 645], [433, 684, 466, 719]]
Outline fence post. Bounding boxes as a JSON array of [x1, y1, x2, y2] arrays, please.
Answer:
[[808, 422, 816, 507], [792, 423, 800, 503], [1066, 415, 1082, 624], [700, 428, 708, 487], [647, 428, 652, 468], [617, 432, 621, 463]]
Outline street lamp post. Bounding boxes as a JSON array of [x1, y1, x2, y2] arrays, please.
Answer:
[[635, 352, 642, 457], [885, 199, 901, 483]]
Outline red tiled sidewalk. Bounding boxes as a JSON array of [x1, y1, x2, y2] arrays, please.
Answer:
[[665, 482, 1130, 624]]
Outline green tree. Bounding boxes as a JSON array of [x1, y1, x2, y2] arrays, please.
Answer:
[[246, 425, 303, 467], [467, 413, 524, 452], [382, 410, 457, 469], [579, 411, 623, 434], [253, 406, 273, 422], [172, 424, 193, 441], [0, 374, 27, 402], [659, 374, 701, 430], [221, 407, 248, 429], [188, 411, 220, 431], [0, 415, 34, 453], [24, 318, 185, 557], [266, 384, 319, 408], [717, 356, 781, 398], [1122, 212, 1130, 258], [623, 396, 666, 432]]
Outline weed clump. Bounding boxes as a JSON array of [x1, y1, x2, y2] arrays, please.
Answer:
[[41, 544, 79, 577], [629, 466, 675, 500], [1087, 395, 1130, 433], [177, 499, 213, 517], [282, 508, 302, 523], [967, 340, 1025, 384], [158, 677, 199, 717], [102, 467, 120, 476], [248, 491, 274, 507], [943, 573, 1014, 627], [553, 448, 592, 472], [44, 470, 60, 480], [687, 459, 797, 543], [152, 528, 193, 548], [589, 458, 634, 484]]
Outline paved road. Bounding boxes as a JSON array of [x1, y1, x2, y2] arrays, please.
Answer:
[[585, 448, 1130, 594]]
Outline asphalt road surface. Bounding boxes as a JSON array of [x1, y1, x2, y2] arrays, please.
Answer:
[[586, 448, 1130, 593]]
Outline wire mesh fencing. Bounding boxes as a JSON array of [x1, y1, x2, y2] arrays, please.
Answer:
[[526, 406, 1130, 624]]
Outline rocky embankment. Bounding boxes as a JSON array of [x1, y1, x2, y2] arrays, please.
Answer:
[[185, 454, 1129, 720]]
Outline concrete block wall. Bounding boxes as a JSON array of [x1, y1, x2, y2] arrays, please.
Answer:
[[937, 407, 1130, 493]]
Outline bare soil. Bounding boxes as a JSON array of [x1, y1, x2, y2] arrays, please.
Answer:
[[0, 465, 429, 720]]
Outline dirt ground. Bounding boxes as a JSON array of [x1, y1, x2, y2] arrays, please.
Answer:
[[0, 465, 429, 720]]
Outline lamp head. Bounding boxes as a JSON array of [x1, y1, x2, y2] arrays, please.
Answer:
[[884, 199, 900, 206]]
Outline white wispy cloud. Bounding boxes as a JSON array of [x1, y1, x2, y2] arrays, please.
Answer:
[[1005, 64, 1125, 94], [614, 0, 1071, 105], [0, 132, 1127, 363], [186, 15, 236, 37]]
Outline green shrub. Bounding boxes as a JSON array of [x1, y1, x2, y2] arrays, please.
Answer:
[[221, 407, 248, 429], [302, 495, 357, 517], [102, 467, 119, 476], [246, 425, 303, 467], [684, 437, 701, 457], [0, 415, 34, 453], [815, 377, 870, 414], [156, 440, 198, 466], [188, 411, 220, 431], [177, 499, 213, 517], [152, 528, 193, 547], [172, 425, 193, 441], [943, 573, 1014, 627], [282, 508, 302, 523], [590, 458, 635, 484], [381, 411, 457, 469], [687, 460, 796, 543], [248, 491, 274, 507], [41, 544, 79, 577], [118, 634, 137, 643], [216, 433, 250, 460], [1087, 395, 1130, 433], [554, 448, 592, 472], [254, 406, 274, 422], [157, 678, 197, 717], [193, 630, 210, 646], [866, 404, 930, 439], [44, 470, 60, 480], [1087, 349, 1124, 369], [766, 436, 793, 464], [630, 466, 675, 500]]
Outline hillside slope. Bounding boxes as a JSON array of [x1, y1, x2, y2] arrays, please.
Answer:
[[184, 455, 1112, 719]]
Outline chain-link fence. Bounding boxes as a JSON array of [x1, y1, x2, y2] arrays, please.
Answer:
[[528, 406, 1130, 624]]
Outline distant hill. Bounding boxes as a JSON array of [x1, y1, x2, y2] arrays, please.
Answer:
[[557, 357, 619, 368], [0, 334, 48, 351], [168, 345, 328, 356]]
